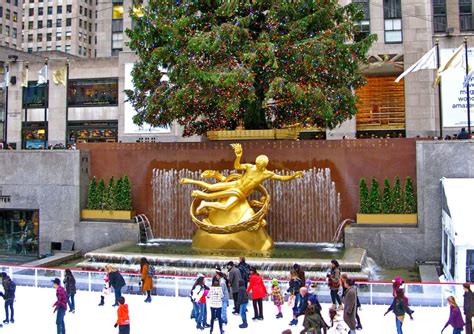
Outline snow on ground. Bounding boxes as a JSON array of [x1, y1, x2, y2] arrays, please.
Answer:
[[0, 286, 451, 334]]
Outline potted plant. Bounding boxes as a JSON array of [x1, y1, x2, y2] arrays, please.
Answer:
[[356, 176, 417, 225], [81, 176, 135, 220]]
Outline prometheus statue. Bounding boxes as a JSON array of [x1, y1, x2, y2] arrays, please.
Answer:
[[180, 143, 303, 251]]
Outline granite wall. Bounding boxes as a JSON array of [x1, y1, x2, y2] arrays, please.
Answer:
[[345, 140, 474, 268]]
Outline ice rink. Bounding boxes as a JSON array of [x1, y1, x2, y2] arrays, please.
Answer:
[[0, 285, 456, 333]]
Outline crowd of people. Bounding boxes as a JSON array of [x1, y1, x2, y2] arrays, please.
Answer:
[[0, 257, 472, 334]]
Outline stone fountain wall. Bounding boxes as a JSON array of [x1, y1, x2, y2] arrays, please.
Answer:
[[151, 168, 341, 242]]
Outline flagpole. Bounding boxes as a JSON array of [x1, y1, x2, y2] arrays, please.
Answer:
[[464, 37, 472, 134], [435, 39, 443, 138], [22, 61, 28, 149], [4, 63, 9, 144], [65, 58, 69, 147], [44, 58, 48, 149]]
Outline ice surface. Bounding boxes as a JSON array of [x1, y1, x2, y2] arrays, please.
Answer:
[[1, 286, 453, 333]]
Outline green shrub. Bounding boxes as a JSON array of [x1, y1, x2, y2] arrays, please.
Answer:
[[87, 177, 99, 210], [404, 176, 417, 213], [104, 177, 115, 210], [121, 176, 133, 211], [359, 178, 370, 214], [369, 177, 382, 214], [382, 178, 392, 213], [97, 179, 106, 210]]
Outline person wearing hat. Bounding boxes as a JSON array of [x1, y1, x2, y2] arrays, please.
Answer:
[[247, 267, 267, 321], [226, 261, 241, 314], [52, 278, 67, 334], [271, 278, 284, 319]]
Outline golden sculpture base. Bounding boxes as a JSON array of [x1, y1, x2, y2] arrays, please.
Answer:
[[192, 228, 274, 251]]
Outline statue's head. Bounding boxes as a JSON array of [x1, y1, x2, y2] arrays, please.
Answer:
[[255, 155, 269, 170]]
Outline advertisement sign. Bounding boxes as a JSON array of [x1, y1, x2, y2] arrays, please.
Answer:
[[440, 48, 474, 128], [123, 63, 170, 134]]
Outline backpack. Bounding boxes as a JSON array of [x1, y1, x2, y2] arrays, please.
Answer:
[[148, 265, 156, 277]]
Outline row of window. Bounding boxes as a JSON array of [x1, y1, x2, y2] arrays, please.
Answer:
[[27, 5, 72, 16], [23, 78, 119, 108], [24, 18, 94, 32], [0, 7, 19, 22], [26, 31, 94, 44], [26, 45, 93, 57], [434, 0, 474, 32]]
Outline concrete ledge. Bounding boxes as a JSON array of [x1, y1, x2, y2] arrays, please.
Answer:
[[26, 251, 81, 267]]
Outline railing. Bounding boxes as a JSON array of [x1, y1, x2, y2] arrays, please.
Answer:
[[0, 264, 465, 308]]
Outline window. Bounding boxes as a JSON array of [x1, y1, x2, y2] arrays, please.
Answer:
[[47, 6, 52, 15], [433, 0, 447, 33], [28, 34, 33, 42], [38, 21, 43, 29], [68, 78, 119, 106], [12, 27, 16, 38], [112, 4, 123, 19], [84, 8, 87, 16], [384, 0, 402, 43], [37, 33, 42, 42], [56, 31, 61, 40], [112, 19, 123, 32], [27, 47, 33, 53], [38, 7, 43, 15], [46, 32, 52, 41], [78, 45, 82, 54], [79, 19, 82, 28], [65, 31, 71, 40], [0, 210, 39, 257], [6, 9, 10, 20], [112, 32, 123, 49], [0, 25, 3, 34], [47, 20, 52, 28], [56, 45, 62, 51], [57, 5, 62, 14], [79, 6, 82, 15], [449, 240, 455, 278], [29, 8, 34, 16], [0, 7, 2, 18], [467, 250, 474, 283], [66, 5, 72, 13], [89, 22, 92, 31], [5, 25, 10, 37], [66, 18, 71, 26], [28, 21, 33, 29], [23, 83, 47, 107], [353, 0, 370, 42], [78, 32, 82, 41], [88, 35, 91, 44], [460, 0, 473, 31], [12, 11, 17, 22], [65, 44, 71, 53], [37, 47, 42, 51], [56, 18, 61, 27]]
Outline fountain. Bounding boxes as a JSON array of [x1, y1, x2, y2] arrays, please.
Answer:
[[77, 144, 372, 279]]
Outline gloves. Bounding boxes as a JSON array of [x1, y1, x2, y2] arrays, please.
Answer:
[[114, 323, 118, 328]]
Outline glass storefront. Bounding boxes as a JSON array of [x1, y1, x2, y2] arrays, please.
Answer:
[[67, 78, 118, 107], [67, 120, 118, 144], [22, 81, 47, 108], [0, 210, 39, 257], [22, 121, 47, 149]]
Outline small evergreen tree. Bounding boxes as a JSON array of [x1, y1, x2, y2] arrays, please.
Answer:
[[382, 178, 392, 214], [359, 178, 370, 214], [122, 176, 133, 211], [87, 177, 98, 210], [104, 177, 115, 210], [369, 177, 382, 214], [391, 176, 404, 214], [114, 177, 124, 210], [97, 179, 106, 210], [404, 176, 417, 214]]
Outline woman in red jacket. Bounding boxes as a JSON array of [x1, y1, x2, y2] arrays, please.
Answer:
[[247, 267, 268, 321]]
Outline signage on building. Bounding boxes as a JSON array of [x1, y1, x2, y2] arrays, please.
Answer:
[[440, 48, 474, 128], [0, 187, 11, 203], [123, 63, 171, 134]]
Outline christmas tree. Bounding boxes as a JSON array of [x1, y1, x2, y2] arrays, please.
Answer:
[[87, 177, 99, 210], [358, 178, 369, 214], [125, 0, 376, 136], [404, 176, 416, 214], [369, 177, 382, 214], [382, 178, 392, 214], [104, 177, 115, 210], [97, 179, 106, 210], [391, 176, 404, 214]]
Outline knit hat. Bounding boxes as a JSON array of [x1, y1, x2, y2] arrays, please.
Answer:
[[272, 278, 279, 286]]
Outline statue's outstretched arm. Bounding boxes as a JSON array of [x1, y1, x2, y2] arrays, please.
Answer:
[[231, 143, 250, 171], [271, 171, 304, 181]]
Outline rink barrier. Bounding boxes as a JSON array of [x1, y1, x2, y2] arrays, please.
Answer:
[[0, 264, 466, 307]]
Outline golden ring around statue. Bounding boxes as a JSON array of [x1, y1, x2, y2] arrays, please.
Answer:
[[189, 184, 270, 234]]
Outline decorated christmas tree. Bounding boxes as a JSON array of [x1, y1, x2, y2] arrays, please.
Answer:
[[369, 177, 382, 214], [104, 177, 115, 210], [125, 0, 376, 136], [358, 178, 369, 214], [391, 176, 404, 214], [382, 178, 392, 214], [404, 176, 416, 214], [87, 177, 99, 210], [97, 179, 106, 210]]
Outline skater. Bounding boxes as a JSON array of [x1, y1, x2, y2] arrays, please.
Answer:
[[247, 267, 267, 321], [106, 265, 126, 307], [341, 275, 362, 330], [114, 296, 130, 334], [327, 259, 342, 310], [140, 257, 153, 303], [463, 283, 474, 334], [98, 269, 111, 306], [384, 289, 414, 334], [441, 296, 465, 334], [287, 270, 303, 310], [289, 287, 313, 326], [63, 269, 76, 313], [52, 278, 67, 334], [0, 273, 15, 325], [271, 278, 284, 319], [208, 279, 224, 334], [191, 275, 210, 330], [227, 261, 241, 314], [216, 271, 229, 325], [342, 279, 357, 334], [237, 279, 249, 328], [300, 304, 327, 334], [238, 257, 251, 287]]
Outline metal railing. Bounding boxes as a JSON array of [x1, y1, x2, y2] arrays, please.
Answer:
[[0, 264, 465, 308]]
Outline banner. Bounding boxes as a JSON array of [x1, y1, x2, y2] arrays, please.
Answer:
[[123, 63, 170, 134], [440, 48, 474, 127]]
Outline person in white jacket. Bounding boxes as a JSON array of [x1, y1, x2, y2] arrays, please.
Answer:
[[208, 278, 224, 334]]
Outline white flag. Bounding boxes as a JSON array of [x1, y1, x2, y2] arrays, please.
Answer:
[[2, 67, 9, 88], [21, 66, 29, 87], [395, 46, 437, 83], [435, 43, 465, 85], [37, 65, 48, 85]]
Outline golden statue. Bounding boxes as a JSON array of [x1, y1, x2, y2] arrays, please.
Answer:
[[180, 143, 303, 251]]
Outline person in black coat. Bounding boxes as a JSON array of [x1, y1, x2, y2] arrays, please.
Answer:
[[0, 273, 15, 325], [237, 279, 249, 328], [463, 283, 474, 334], [106, 265, 126, 307], [63, 269, 77, 313]]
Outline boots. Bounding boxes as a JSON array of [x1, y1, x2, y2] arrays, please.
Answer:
[[331, 304, 336, 310], [98, 296, 104, 306], [276, 312, 283, 319]]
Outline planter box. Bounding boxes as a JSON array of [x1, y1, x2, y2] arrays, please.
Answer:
[[81, 210, 136, 221], [356, 213, 417, 225], [207, 129, 300, 141]]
